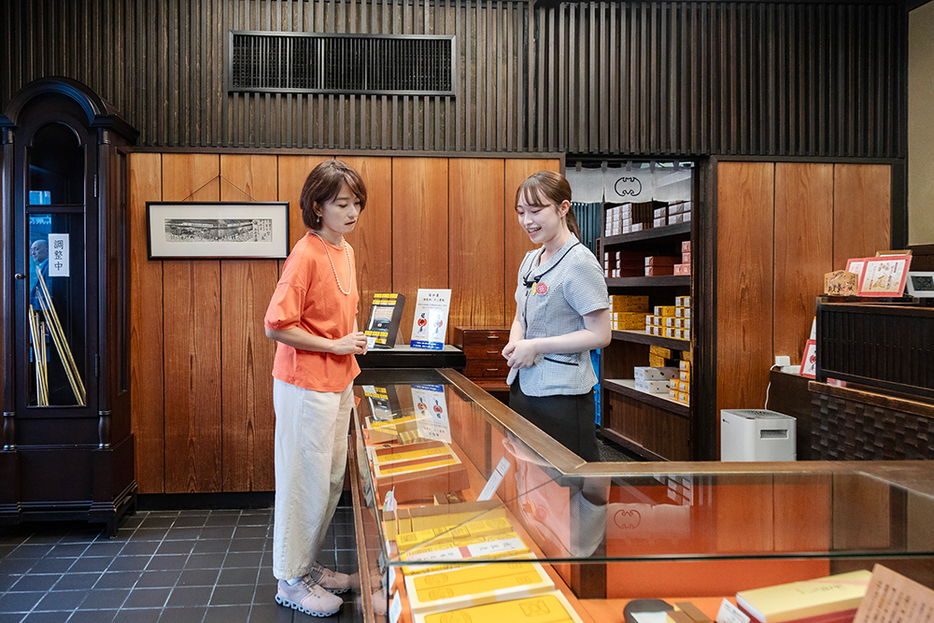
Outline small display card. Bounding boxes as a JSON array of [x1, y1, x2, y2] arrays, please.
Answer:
[[410, 289, 451, 350]]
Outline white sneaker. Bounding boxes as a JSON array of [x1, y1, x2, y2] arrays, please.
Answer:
[[309, 561, 352, 594], [275, 577, 343, 617]]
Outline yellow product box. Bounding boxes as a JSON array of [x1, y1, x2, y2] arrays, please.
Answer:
[[680, 360, 691, 372], [681, 350, 693, 363], [401, 533, 530, 575], [665, 328, 676, 339], [610, 295, 650, 311], [669, 388, 679, 401], [648, 354, 666, 367], [679, 392, 689, 404], [414, 590, 585, 623], [405, 559, 555, 615], [374, 445, 452, 466], [675, 296, 692, 308], [396, 516, 513, 552], [669, 379, 681, 392], [654, 305, 677, 317], [675, 306, 686, 318], [653, 315, 663, 326], [382, 501, 505, 541], [683, 329, 691, 341], [613, 312, 649, 330], [683, 318, 692, 330], [680, 370, 690, 383], [650, 346, 675, 358]]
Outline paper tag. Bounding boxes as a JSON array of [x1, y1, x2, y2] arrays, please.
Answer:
[[477, 457, 511, 501], [387, 564, 397, 590], [48, 233, 70, 277], [716, 599, 751, 623], [389, 588, 402, 623], [631, 613, 670, 623], [366, 335, 377, 350]]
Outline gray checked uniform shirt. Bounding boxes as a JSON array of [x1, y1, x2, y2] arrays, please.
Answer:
[[514, 235, 609, 397]]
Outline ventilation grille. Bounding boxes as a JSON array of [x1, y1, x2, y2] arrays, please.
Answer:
[[228, 31, 455, 96]]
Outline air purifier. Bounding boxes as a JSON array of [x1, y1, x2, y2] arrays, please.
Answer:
[[720, 409, 796, 462]]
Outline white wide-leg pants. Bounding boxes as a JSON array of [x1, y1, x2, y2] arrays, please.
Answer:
[[272, 378, 354, 580]]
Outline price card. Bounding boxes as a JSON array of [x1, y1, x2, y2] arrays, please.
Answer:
[[716, 599, 750, 623], [389, 588, 403, 623], [477, 457, 511, 501]]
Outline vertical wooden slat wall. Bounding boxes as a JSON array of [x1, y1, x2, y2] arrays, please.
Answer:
[[0, 0, 905, 158], [714, 160, 892, 456], [773, 163, 834, 365], [160, 154, 224, 494], [218, 154, 279, 493], [716, 162, 775, 421], [129, 154, 558, 493], [129, 153, 165, 494]]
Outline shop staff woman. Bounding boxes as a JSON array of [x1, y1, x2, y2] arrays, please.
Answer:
[[264, 159, 368, 617], [502, 171, 611, 462]]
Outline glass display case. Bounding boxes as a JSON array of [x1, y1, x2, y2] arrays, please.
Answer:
[[348, 368, 934, 622]]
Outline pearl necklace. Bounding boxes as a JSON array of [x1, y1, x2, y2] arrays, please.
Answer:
[[312, 231, 353, 296]]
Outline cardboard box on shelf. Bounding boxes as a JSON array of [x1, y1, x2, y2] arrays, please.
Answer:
[[646, 265, 675, 276], [674, 263, 691, 275], [655, 306, 677, 317], [635, 379, 671, 393], [645, 255, 679, 266], [634, 366, 679, 380]]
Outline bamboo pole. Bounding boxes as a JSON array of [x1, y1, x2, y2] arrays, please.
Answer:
[[28, 306, 48, 406], [34, 273, 85, 405]]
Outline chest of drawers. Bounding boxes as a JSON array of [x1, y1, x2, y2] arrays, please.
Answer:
[[452, 326, 511, 389]]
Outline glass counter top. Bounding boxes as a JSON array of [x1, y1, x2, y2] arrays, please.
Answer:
[[349, 368, 934, 619]]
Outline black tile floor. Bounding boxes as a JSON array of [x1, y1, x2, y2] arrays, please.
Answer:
[[0, 505, 364, 623]]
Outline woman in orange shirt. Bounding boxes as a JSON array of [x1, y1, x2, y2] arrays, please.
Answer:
[[264, 159, 368, 617]]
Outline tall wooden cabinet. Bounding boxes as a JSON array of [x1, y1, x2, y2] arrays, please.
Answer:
[[1, 78, 138, 534]]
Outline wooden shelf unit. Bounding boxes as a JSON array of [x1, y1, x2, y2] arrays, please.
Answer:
[[600, 209, 695, 461]]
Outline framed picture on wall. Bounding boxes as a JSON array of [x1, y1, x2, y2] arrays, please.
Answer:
[[857, 254, 912, 297], [146, 202, 290, 259]]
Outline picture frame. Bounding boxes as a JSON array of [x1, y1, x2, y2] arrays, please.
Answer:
[[845, 257, 869, 291], [906, 271, 934, 298], [800, 339, 817, 378], [857, 254, 912, 297], [146, 202, 290, 259]]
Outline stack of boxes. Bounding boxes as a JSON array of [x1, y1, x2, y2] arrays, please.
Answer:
[[608, 294, 649, 330], [640, 346, 692, 404], [633, 365, 679, 394], [605, 201, 666, 236], [645, 304, 674, 336], [674, 240, 691, 275], [667, 200, 693, 224], [605, 200, 693, 237], [645, 255, 680, 276], [644, 297, 691, 341], [603, 250, 647, 279], [669, 355, 692, 405]]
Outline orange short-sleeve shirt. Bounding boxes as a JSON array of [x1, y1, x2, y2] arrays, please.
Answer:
[[264, 232, 360, 392]]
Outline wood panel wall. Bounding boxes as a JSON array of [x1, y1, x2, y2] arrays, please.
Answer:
[[0, 0, 906, 157], [129, 153, 559, 494], [715, 161, 892, 453]]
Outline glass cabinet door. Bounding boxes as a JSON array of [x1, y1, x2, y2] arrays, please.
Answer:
[[24, 122, 88, 408]]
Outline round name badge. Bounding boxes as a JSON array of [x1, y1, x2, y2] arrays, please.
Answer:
[[535, 281, 548, 295]]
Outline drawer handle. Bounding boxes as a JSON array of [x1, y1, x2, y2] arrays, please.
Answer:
[[486, 350, 499, 355], [486, 335, 500, 339], [486, 368, 500, 372]]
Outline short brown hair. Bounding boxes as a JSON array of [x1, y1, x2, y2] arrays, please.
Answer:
[[299, 159, 368, 230], [515, 170, 581, 240]]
